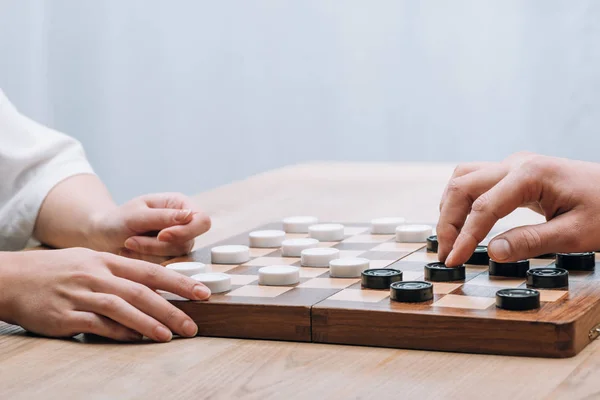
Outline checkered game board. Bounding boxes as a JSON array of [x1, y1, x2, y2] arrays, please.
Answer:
[[166, 222, 600, 358]]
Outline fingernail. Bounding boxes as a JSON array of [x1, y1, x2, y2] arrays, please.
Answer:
[[175, 209, 193, 222], [490, 238, 511, 261], [193, 284, 211, 300], [124, 238, 139, 251], [158, 232, 174, 242], [182, 320, 198, 337], [154, 325, 172, 342]]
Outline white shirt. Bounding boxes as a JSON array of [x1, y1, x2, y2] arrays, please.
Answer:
[[0, 89, 94, 250]]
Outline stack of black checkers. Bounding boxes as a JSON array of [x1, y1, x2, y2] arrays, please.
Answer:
[[526, 268, 569, 289], [556, 252, 595, 271], [426, 235, 438, 253], [424, 262, 465, 282], [361, 269, 403, 289], [489, 259, 530, 278], [390, 281, 433, 303], [496, 288, 540, 311], [466, 246, 489, 265]]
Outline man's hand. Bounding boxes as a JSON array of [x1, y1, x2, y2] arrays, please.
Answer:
[[91, 193, 211, 263], [437, 152, 600, 266], [0, 248, 210, 342]]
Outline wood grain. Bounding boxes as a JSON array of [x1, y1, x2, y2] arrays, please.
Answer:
[[2, 162, 600, 399]]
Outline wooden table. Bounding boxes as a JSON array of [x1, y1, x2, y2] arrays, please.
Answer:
[[1, 162, 598, 399]]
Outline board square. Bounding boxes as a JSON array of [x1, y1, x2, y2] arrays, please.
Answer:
[[226, 285, 294, 298], [339, 250, 366, 259], [206, 264, 238, 273], [249, 248, 278, 258], [243, 257, 298, 266], [466, 274, 525, 288], [297, 278, 359, 289], [370, 260, 399, 269], [433, 282, 463, 295], [299, 267, 329, 278], [371, 242, 425, 252], [342, 234, 394, 243], [229, 274, 259, 286], [344, 227, 369, 235], [538, 290, 569, 302], [402, 252, 440, 262], [327, 289, 390, 303], [432, 294, 496, 310]]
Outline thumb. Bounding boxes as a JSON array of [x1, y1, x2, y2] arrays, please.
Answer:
[[488, 215, 573, 262], [126, 207, 193, 233]]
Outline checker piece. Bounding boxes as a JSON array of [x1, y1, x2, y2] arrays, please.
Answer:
[[361, 269, 403, 289], [424, 262, 465, 282], [556, 252, 595, 271], [496, 288, 540, 311], [489, 259, 530, 278], [527, 268, 569, 289], [390, 281, 433, 303]]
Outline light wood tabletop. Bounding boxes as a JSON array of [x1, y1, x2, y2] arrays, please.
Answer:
[[1, 162, 598, 400]]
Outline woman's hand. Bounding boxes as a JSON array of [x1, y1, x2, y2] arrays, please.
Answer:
[[0, 248, 211, 342]]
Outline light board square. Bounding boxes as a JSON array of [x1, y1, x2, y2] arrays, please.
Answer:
[[433, 294, 496, 310], [299, 267, 329, 278], [538, 290, 568, 302], [249, 248, 278, 258], [370, 260, 399, 269], [344, 227, 369, 235], [229, 274, 259, 285], [371, 242, 424, 252], [342, 235, 394, 243], [529, 258, 556, 267], [297, 278, 359, 289], [401, 271, 424, 281], [206, 264, 238, 273], [433, 282, 463, 295], [328, 289, 389, 303], [243, 257, 298, 266], [285, 233, 309, 239], [402, 252, 440, 262], [317, 242, 337, 248], [226, 285, 293, 298], [466, 274, 525, 288]]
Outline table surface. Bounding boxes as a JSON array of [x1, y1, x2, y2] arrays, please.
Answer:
[[1, 162, 598, 400]]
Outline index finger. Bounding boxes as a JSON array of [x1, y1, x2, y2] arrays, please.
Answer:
[[445, 169, 541, 266], [104, 254, 211, 300]]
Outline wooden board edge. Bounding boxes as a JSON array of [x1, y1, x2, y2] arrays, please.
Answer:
[[311, 307, 581, 358], [172, 301, 312, 342]]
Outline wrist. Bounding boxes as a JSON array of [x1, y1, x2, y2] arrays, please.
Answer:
[[86, 208, 120, 252], [0, 252, 21, 324]]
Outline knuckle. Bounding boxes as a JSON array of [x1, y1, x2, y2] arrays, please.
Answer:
[[516, 228, 544, 254], [98, 295, 119, 313], [164, 306, 183, 325], [471, 193, 489, 213], [446, 178, 464, 195], [146, 264, 162, 280], [129, 284, 148, 303]]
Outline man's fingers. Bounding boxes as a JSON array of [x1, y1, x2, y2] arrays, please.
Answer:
[[157, 212, 211, 243], [445, 168, 543, 266], [436, 166, 508, 262], [93, 277, 198, 339], [118, 249, 169, 265], [124, 236, 194, 257], [77, 293, 173, 342], [104, 254, 211, 301], [71, 311, 141, 342], [439, 162, 496, 212], [125, 208, 194, 233], [488, 214, 580, 262]]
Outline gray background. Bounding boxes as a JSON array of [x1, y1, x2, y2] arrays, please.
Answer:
[[1, 1, 599, 203]]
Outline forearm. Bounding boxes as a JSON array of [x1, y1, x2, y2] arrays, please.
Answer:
[[33, 174, 117, 250]]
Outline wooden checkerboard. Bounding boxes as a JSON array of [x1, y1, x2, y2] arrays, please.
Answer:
[[165, 222, 600, 358]]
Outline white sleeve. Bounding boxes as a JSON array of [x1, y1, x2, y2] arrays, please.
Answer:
[[0, 89, 95, 250]]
